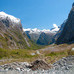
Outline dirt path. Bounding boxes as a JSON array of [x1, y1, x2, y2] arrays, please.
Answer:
[[40, 44, 74, 52]]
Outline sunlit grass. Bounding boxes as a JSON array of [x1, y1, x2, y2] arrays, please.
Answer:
[[0, 44, 74, 65]]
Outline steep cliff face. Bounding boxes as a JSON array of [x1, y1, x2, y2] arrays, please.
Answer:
[[0, 12, 32, 49], [52, 20, 66, 43], [37, 32, 55, 45], [56, 4, 74, 44]]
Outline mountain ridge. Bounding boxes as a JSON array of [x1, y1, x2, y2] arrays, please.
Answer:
[[23, 24, 59, 45], [0, 12, 39, 49], [55, 3, 74, 44]]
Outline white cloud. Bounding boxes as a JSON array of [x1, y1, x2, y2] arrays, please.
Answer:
[[53, 24, 58, 28], [51, 24, 59, 32]]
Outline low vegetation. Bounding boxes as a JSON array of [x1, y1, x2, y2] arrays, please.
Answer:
[[0, 44, 74, 65], [0, 48, 37, 59], [42, 50, 69, 64]]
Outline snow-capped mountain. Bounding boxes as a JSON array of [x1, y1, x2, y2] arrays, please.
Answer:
[[23, 28, 41, 34], [0, 12, 21, 25], [23, 24, 59, 34], [0, 11, 22, 31], [23, 24, 59, 44], [0, 12, 35, 49], [23, 28, 51, 34], [42, 29, 50, 33], [23, 28, 41, 43]]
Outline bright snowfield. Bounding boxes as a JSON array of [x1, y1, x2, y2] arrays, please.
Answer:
[[0, 11, 21, 24], [23, 24, 60, 34]]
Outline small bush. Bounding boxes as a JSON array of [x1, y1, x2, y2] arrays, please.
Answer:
[[0, 48, 10, 59], [68, 49, 74, 55]]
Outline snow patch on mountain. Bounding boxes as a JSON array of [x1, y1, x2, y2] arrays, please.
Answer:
[[42, 29, 50, 33], [23, 28, 31, 32], [0, 11, 20, 24], [23, 24, 59, 34], [23, 28, 41, 34], [23, 28, 50, 34], [32, 28, 41, 33]]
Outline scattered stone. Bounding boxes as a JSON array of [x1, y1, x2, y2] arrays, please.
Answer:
[[0, 56, 74, 74], [71, 48, 74, 51], [53, 55, 74, 70], [15, 67, 20, 71], [31, 53, 35, 56], [36, 50, 40, 54]]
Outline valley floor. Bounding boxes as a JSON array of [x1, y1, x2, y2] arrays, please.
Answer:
[[0, 44, 74, 74], [0, 44, 74, 64]]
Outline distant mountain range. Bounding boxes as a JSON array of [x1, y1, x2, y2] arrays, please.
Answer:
[[23, 24, 60, 45], [37, 31, 55, 45]]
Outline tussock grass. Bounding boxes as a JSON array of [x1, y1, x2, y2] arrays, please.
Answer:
[[0, 44, 74, 65], [68, 49, 74, 55], [0, 48, 38, 59], [39, 50, 69, 64], [0, 48, 40, 65]]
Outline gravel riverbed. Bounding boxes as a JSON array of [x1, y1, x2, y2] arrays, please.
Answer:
[[0, 55, 74, 74]]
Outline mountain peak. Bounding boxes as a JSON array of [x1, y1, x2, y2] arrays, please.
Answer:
[[0, 11, 20, 24], [72, 2, 74, 7]]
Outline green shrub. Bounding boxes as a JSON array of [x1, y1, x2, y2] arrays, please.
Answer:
[[0, 48, 10, 59]]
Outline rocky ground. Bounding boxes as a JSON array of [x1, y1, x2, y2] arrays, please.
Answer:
[[0, 55, 74, 74]]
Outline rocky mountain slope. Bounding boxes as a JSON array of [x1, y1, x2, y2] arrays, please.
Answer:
[[55, 3, 74, 44], [0, 12, 35, 49], [52, 20, 66, 43], [23, 28, 42, 43], [37, 32, 55, 45], [36, 24, 59, 45]]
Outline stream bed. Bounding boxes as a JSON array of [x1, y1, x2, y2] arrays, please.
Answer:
[[0, 55, 74, 74]]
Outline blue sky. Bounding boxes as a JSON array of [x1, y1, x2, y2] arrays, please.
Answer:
[[0, 0, 74, 29]]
